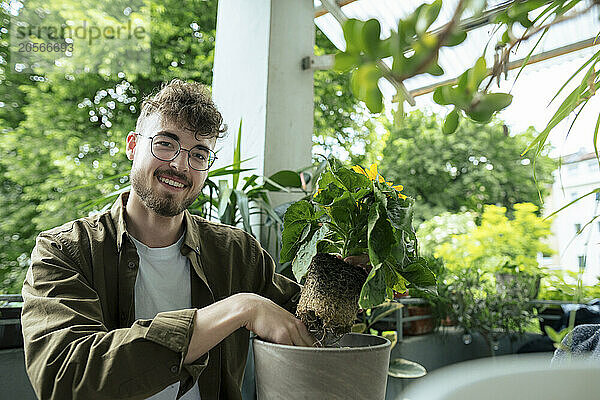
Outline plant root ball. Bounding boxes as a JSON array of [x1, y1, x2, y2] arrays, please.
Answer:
[[296, 253, 368, 345]]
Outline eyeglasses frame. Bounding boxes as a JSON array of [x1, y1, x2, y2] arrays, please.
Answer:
[[135, 132, 217, 171]]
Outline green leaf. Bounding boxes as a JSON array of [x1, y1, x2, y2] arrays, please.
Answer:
[[313, 182, 345, 206], [402, 258, 436, 288], [442, 109, 459, 134], [545, 187, 600, 220], [416, 0, 442, 34], [365, 86, 384, 114], [594, 112, 600, 165], [334, 52, 361, 73], [342, 18, 364, 54], [282, 199, 314, 224], [359, 267, 387, 309], [522, 79, 590, 156], [337, 165, 371, 192], [352, 323, 368, 333], [368, 204, 394, 266], [517, 14, 533, 28], [368, 301, 403, 327], [382, 331, 398, 349], [263, 170, 302, 191], [351, 63, 383, 113], [329, 191, 357, 226], [233, 189, 252, 233], [548, 49, 600, 107], [445, 31, 467, 47], [280, 200, 315, 263], [457, 69, 469, 91], [432, 85, 452, 105], [217, 180, 233, 219], [292, 224, 329, 281], [361, 18, 381, 57], [385, 194, 414, 231], [232, 120, 243, 190], [468, 57, 488, 92], [467, 93, 513, 123], [426, 62, 444, 76]]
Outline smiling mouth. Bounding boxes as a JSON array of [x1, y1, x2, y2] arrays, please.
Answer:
[[157, 176, 186, 189]]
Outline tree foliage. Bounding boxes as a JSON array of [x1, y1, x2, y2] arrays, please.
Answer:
[[433, 203, 553, 275], [379, 110, 555, 223], [0, 0, 219, 293], [313, 28, 380, 166]]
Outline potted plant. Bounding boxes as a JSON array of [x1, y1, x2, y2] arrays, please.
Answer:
[[495, 260, 543, 300], [253, 159, 435, 399], [436, 265, 536, 356]]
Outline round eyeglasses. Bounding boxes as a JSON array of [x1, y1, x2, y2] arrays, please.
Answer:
[[137, 133, 217, 171]]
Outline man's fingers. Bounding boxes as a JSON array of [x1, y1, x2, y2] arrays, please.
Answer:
[[344, 254, 370, 264], [295, 321, 315, 347]]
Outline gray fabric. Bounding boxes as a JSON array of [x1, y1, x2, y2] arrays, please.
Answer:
[[552, 324, 600, 365]]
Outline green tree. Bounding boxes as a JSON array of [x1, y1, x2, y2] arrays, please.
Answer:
[[0, 0, 219, 293], [434, 203, 553, 275], [379, 110, 555, 223]]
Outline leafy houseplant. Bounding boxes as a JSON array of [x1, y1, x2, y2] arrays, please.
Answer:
[[421, 263, 536, 356], [280, 159, 435, 343]]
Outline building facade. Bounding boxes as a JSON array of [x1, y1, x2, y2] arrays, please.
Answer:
[[544, 150, 600, 284]]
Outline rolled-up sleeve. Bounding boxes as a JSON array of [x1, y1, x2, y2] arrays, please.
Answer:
[[22, 233, 208, 400], [250, 238, 301, 313]]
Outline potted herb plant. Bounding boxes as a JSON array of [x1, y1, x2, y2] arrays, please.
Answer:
[[252, 159, 435, 399]]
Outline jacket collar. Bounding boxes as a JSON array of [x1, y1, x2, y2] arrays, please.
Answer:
[[111, 192, 130, 251], [110, 191, 202, 254]]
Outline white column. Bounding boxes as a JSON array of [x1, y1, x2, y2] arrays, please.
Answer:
[[212, 0, 314, 240]]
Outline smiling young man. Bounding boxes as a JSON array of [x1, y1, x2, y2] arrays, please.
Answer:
[[21, 80, 313, 400]]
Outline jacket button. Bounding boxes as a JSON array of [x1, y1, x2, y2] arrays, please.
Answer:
[[128, 262, 136, 269], [170, 365, 178, 374]]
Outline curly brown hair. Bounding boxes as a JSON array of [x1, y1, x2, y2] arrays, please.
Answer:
[[136, 79, 227, 140]]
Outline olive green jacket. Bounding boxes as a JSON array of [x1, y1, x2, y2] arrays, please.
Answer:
[[21, 193, 301, 400]]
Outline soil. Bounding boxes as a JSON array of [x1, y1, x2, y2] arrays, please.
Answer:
[[296, 253, 368, 346]]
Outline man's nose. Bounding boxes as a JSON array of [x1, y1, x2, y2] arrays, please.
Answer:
[[169, 150, 189, 172]]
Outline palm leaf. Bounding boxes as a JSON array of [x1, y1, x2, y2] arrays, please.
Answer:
[[232, 119, 243, 190]]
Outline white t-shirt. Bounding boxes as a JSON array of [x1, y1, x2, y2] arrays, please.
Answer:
[[131, 233, 201, 400]]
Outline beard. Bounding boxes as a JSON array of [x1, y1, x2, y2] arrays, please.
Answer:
[[130, 167, 199, 217]]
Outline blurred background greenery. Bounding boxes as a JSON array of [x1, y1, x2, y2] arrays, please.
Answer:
[[0, 0, 563, 296]]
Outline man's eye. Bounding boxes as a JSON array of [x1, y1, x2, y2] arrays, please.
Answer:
[[156, 141, 174, 148], [191, 151, 207, 160]]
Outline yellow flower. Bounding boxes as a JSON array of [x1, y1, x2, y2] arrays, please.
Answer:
[[353, 163, 407, 199], [313, 188, 323, 198], [351, 165, 366, 176], [353, 164, 382, 182]]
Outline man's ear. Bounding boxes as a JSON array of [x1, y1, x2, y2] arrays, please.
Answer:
[[126, 131, 137, 161]]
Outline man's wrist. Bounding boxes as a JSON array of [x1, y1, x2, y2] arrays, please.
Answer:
[[230, 293, 257, 330]]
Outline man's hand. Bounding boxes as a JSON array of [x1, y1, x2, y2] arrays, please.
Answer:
[[240, 293, 315, 347], [184, 293, 314, 364], [340, 254, 372, 274]]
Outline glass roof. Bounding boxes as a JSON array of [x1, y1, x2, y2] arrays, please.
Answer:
[[315, 0, 600, 94], [314, 0, 600, 154]]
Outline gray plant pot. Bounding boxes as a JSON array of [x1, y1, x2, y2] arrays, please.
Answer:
[[253, 333, 391, 400]]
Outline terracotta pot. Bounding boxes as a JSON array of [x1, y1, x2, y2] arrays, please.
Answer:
[[403, 305, 435, 336], [253, 333, 391, 400]]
